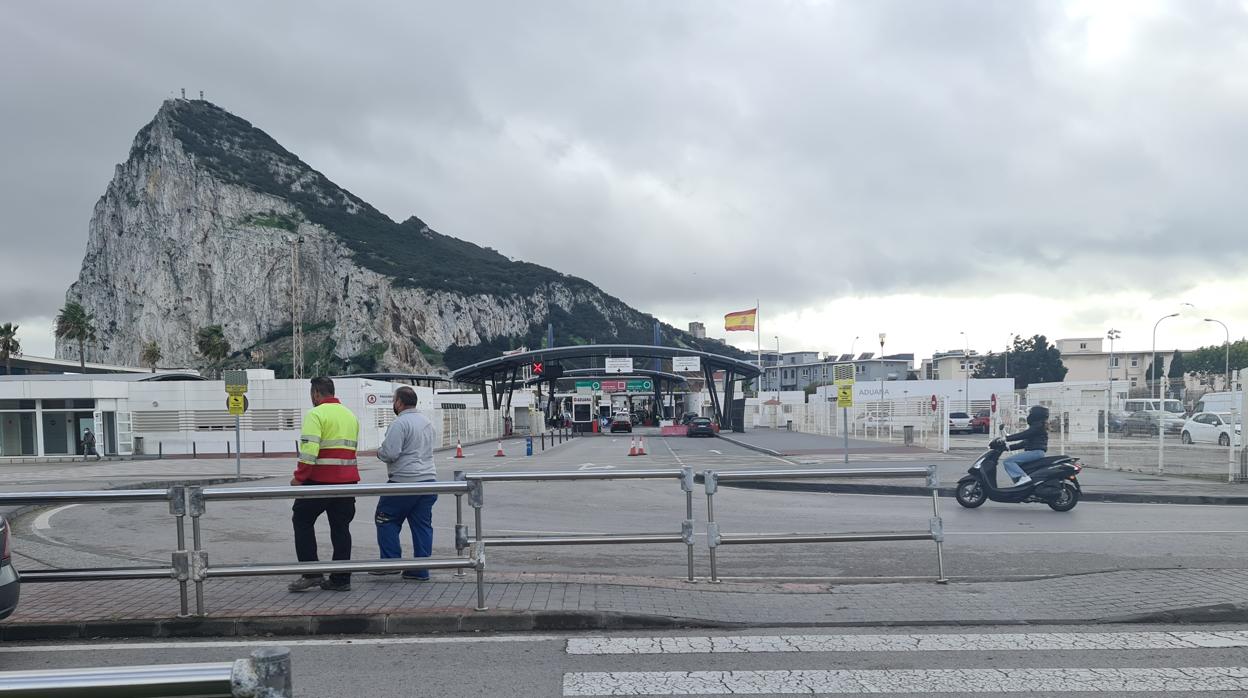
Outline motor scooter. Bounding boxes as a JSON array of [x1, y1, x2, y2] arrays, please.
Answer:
[[954, 437, 1083, 512]]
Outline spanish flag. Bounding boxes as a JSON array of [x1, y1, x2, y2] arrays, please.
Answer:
[[724, 307, 757, 332]]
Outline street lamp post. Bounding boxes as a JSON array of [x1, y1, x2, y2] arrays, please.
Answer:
[[1106, 329, 1120, 469], [774, 335, 780, 401], [960, 331, 970, 413], [1153, 313, 1180, 475], [1204, 318, 1230, 393], [1003, 335, 1010, 379], [878, 333, 886, 429]]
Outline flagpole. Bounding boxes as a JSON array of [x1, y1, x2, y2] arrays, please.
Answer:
[[756, 300, 761, 391]]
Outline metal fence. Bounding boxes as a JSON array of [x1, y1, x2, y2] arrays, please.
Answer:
[[0, 646, 291, 697], [1024, 389, 1246, 482], [5, 464, 951, 618], [463, 467, 697, 582], [701, 465, 947, 583]]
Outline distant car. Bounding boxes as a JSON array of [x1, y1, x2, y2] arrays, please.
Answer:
[[687, 417, 716, 437], [948, 411, 973, 434], [0, 513, 18, 620], [609, 414, 633, 433], [680, 413, 699, 425], [970, 409, 992, 434], [1121, 411, 1160, 437], [1181, 412, 1241, 447]]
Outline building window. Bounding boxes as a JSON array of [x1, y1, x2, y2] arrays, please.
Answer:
[[1110, 357, 1120, 368], [1080, 342, 1087, 349], [959, 362, 967, 371], [1130, 358, 1138, 368], [1130, 378, 1138, 387]]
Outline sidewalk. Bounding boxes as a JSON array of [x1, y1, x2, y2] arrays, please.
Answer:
[[720, 431, 1248, 505], [4, 568, 1247, 640]]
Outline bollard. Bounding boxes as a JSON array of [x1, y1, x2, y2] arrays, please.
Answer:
[[262, 440, 266, 456], [159, 441, 163, 459], [227, 441, 231, 457], [192, 442, 197, 459], [232, 646, 294, 698], [526, 436, 533, 456], [454, 470, 467, 578], [541, 432, 546, 451]]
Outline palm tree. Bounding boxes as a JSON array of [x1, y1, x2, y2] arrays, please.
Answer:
[[140, 340, 162, 374], [0, 323, 20, 375], [195, 325, 231, 378], [55, 301, 97, 371]]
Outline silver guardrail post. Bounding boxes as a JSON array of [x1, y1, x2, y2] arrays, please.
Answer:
[[231, 646, 293, 698], [188, 486, 208, 616], [703, 470, 721, 583], [468, 478, 488, 611], [680, 466, 695, 583], [927, 465, 949, 584], [453, 470, 468, 578], [169, 485, 190, 618]]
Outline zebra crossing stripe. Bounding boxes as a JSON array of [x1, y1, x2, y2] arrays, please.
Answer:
[[562, 667, 1248, 695], [566, 630, 1248, 655]]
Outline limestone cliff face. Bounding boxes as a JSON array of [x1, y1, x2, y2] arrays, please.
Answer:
[[59, 100, 693, 373]]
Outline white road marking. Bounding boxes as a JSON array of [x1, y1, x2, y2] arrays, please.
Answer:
[[32, 504, 78, 531], [0, 635, 565, 654], [579, 463, 616, 471], [562, 667, 1248, 695], [708, 449, 722, 455], [566, 630, 1248, 655]]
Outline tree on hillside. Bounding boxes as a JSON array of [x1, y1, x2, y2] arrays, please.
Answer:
[[55, 301, 97, 371], [973, 334, 1065, 389], [0, 323, 20, 375], [140, 340, 162, 374], [195, 326, 231, 378]]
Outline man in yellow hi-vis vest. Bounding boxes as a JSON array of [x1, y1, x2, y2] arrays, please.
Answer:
[[288, 377, 361, 593]]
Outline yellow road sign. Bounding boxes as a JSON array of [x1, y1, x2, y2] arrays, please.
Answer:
[[836, 385, 854, 408], [227, 394, 248, 416]]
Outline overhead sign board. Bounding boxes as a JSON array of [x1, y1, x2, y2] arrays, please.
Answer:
[[672, 356, 701, 373], [574, 379, 654, 393], [604, 358, 633, 374]]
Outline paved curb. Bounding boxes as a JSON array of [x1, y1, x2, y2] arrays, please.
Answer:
[[721, 479, 1248, 506], [715, 434, 785, 458], [6, 603, 1246, 641]]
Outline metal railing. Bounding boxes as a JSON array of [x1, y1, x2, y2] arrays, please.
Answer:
[[0, 646, 291, 697], [702, 465, 948, 584], [463, 468, 698, 582], [191, 480, 484, 614]]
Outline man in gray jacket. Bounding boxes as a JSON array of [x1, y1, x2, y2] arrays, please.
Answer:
[[371, 386, 438, 580]]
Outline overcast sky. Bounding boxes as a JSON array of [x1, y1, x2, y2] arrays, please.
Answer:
[[3, 1, 1247, 364]]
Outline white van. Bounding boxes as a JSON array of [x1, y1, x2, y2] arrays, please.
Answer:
[[1121, 398, 1184, 415], [1194, 392, 1243, 415]]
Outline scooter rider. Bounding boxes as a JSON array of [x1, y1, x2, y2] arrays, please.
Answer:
[[999, 405, 1050, 486]]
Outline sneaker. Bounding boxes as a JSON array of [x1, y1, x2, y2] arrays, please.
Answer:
[[367, 570, 400, 576], [401, 573, 431, 582], [1014, 475, 1032, 487], [320, 580, 352, 592], [287, 576, 323, 593]]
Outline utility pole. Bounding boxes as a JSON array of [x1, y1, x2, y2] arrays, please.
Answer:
[[290, 237, 304, 379]]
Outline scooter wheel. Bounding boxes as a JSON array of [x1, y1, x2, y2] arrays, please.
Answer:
[[1047, 482, 1080, 512], [955, 479, 987, 508]]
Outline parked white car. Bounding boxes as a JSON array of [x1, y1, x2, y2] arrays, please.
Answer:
[[948, 411, 973, 434], [1180, 412, 1241, 447]]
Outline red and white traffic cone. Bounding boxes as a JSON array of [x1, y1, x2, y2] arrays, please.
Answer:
[[628, 437, 638, 457], [454, 440, 464, 459], [636, 436, 647, 456], [494, 440, 506, 458]]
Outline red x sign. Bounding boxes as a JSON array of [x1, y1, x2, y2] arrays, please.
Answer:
[[532, 362, 544, 375]]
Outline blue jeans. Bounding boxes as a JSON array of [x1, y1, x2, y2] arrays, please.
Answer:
[[375, 488, 437, 579], [1003, 450, 1045, 481]]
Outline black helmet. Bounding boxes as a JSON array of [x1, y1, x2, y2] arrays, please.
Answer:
[[1027, 405, 1050, 424]]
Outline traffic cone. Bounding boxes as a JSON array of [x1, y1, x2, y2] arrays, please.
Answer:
[[494, 440, 506, 457], [636, 436, 647, 456], [628, 437, 638, 457], [454, 441, 464, 459]]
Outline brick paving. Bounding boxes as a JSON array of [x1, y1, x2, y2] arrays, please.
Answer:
[[8, 568, 1247, 627]]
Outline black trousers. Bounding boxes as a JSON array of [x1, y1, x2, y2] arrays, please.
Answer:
[[292, 495, 356, 584]]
